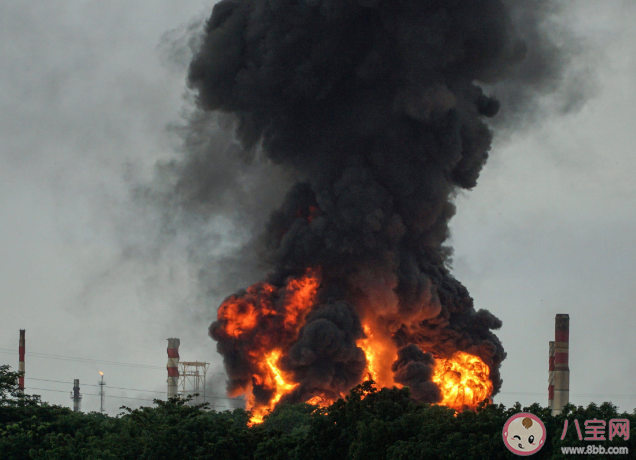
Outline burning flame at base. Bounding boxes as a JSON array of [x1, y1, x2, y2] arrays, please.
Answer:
[[356, 324, 493, 412], [432, 351, 493, 411], [248, 350, 298, 424], [357, 324, 398, 389], [220, 271, 493, 424], [248, 346, 493, 424]]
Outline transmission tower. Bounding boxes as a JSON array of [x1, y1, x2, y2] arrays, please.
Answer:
[[178, 361, 210, 406]]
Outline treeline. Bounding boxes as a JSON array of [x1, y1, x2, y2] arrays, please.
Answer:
[[1, 365, 634, 459]]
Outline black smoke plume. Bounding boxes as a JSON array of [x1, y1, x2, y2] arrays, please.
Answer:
[[192, 0, 574, 406]]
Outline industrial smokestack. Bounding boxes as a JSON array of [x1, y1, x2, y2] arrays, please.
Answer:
[[552, 314, 569, 415], [18, 329, 25, 396], [98, 372, 106, 414], [71, 379, 82, 412], [167, 338, 180, 399], [548, 341, 555, 410]]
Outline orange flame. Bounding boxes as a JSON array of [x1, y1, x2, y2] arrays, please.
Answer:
[[281, 271, 320, 331], [432, 351, 493, 410], [223, 269, 319, 425], [222, 273, 492, 424], [306, 395, 334, 406], [357, 324, 398, 389], [357, 322, 492, 411], [217, 283, 277, 338], [248, 349, 298, 424]]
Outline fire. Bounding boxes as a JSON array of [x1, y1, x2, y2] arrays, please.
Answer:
[[217, 283, 276, 338], [358, 325, 380, 382], [248, 349, 298, 424], [217, 270, 318, 341], [357, 323, 492, 411], [306, 395, 333, 406], [217, 272, 493, 425], [281, 272, 320, 330], [216, 269, 319, 425], [432, 351, 493, 411], [265, 349, 298, 405], [356, 324, 398, 389]]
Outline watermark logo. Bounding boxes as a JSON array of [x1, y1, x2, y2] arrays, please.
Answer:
[[560, 418, 630, 442], [503, 413, 547, 456]]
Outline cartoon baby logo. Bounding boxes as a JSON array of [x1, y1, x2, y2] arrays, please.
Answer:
[[503, 412, 547, 456]]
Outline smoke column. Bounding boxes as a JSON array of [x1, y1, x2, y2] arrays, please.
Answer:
[[185, 0, 576, 409]]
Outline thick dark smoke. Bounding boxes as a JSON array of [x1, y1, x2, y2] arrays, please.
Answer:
[[284, 301, 367, 403], [193, 0, 575, 405], [392, 344, 441, 402]]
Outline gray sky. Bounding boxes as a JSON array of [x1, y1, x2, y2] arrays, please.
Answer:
[[1, 0, 635, 415]]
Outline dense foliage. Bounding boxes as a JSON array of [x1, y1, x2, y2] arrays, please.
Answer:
[[1, 365, 634, 459]]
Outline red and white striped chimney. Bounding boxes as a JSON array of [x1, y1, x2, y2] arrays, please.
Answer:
[[18, 330, 25, 395], [552, 314, 569, 415], [167, 338, 180, 399]]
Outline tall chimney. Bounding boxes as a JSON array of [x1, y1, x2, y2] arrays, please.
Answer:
[[552, 314, 570, 415], [167, 338, 180, 399], [548, 341, 555, 410], [18, 330, 25, 396], [72, 379, 82, 412]]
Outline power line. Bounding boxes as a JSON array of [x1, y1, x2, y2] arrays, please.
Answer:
[[25, 387, 156, 402], [0, 348, 226, 375], [26, 378, 636, 402], [0, 349, 162, 370], [25, 377, 240, 401], [23, 387, 237, 408]]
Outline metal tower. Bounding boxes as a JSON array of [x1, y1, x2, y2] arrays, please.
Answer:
[[98, 372, 106, 413], [70, 379, 82, 412], [178, 361, 210, 405]]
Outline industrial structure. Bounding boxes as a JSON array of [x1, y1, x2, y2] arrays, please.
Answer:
[[166, 338, 210, 405], [178, 361, 210, 405], [71, 379, 82, 412], [549, 314, 570, 415], [18, 329, 25, 396], [98, 372, 106, 414], [167, 338, 180, 398], [10, 330, 220, 412]]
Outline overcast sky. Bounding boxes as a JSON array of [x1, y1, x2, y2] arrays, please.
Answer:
[[1, 1, 635, 415]]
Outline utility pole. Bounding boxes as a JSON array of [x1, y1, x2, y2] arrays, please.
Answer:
[[98, 372, 106, 414]]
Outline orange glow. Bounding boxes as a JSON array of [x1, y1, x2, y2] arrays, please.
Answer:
[[305, 395, 334, 406], [266, 349, 298, 404], [221, 270, 494, 424], [217, 283, 276, 338], [248, 349, 298, 425], [99, 371, 103, 376], [233, 270, 319, 425], [356, 324, 492, 412], [358, 325, 380, 382], [432, 351, 493, 411], [356, 323, 399, 389], [281, 270, 320, 330]]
